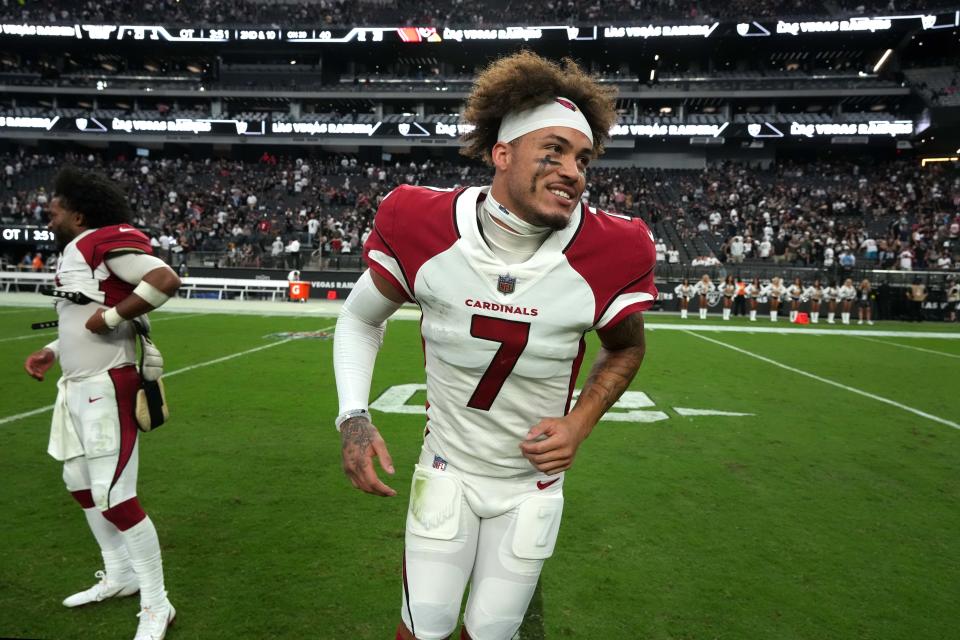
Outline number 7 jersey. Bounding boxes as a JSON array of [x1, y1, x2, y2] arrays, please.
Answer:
[[364, 185, 657, 477]]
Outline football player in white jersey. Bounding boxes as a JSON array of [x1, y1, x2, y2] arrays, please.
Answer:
[[22, 168, 180, 640], [720, 275, 735, 320], [333, 52, 657, 640], [838, 278, 857, 324], [804, 279, 825, 324], [824, 280, 839, 323], [763, 276, 787, 322], [674, 278, 694, 319], [694, 274, 715, 320], [746, 277, 762, 321], [787, 277, 805, 323]]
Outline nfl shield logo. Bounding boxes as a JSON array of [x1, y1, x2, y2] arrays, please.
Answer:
[[497, 274, 517, 295]]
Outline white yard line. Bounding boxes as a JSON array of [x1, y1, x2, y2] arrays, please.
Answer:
[[0, 314, 197, 344], [0, 323, 334, 427], [684, 330, 960, 431], [856, 335, 960, 360], [0, 331, 56, 343], [648, 323, 960, 339]]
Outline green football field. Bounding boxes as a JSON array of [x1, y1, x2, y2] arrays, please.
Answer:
[[1, 304, 958, 640]]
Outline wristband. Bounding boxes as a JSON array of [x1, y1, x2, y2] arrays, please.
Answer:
[[335, 408, 370, 432], [103, 307, 124, 329]]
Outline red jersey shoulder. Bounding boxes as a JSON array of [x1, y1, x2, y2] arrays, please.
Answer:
[[76, 224, 153, 269], [376, 185, 463, 235], [567, 205, 656, 281], [370, 185, 463, 258]]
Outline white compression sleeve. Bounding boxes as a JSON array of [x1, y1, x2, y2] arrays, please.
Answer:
[[104, 252, 171, 285], [333, 270, 404, 416]]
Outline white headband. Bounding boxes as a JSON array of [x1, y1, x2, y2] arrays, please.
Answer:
[[497, 97, 593, 145]]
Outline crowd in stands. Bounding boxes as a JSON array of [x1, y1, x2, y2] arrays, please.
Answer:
[[655, 159, 959, 273], [1, 0, 928, 27], [2, 151, 957, 275]]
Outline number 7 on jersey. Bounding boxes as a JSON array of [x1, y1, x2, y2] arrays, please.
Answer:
[[466, 315, 531, 411]]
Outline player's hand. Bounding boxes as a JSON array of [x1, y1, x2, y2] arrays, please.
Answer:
[[24, 347, 56, 381], [520, 416, 589, 475], [339, 416, 396, 497], [85, 308, 111, 334]]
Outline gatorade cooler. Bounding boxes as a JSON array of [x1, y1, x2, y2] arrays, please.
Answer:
[[795, 312, 810, 324], [289, 281, 310, 301]]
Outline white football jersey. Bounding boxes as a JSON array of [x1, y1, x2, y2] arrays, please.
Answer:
[[365, 185, 657, 477], [53, 225, 152, 380]]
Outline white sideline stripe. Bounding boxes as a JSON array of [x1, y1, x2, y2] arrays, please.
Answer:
[[648, 323, 960, 339], [684, 330, 960, 431], [0, 323, 333, 427], [856, 335, 960, 360], [0, 314, 196, 344]]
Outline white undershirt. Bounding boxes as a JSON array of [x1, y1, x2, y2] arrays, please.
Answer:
[[477, 192, 551, 265]]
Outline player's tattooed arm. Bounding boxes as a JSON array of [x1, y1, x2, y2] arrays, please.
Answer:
[[339, 416, 397, 497], [572, 312, 647, 436], [521, 312, 645, 475]]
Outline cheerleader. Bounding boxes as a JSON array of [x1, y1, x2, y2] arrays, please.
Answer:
[[824, 280, 839, 324], [694, 274, 715, 320], [857, 278, 874, 325], [763, 276, 788, 322], [721, 275, 736, 320], [804, 278, 825, 324], [787, 277, 805, 323], [746, 277, 762, 321], [674, 278, 694, 319], [948, 278, 959, 323], [838, 277, 857, 324]]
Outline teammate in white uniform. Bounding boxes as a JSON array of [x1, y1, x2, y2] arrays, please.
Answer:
[[787, 277, 805, 323], [804, 279, 824, 324], [22, 168, 180, 640], [332, 52, 656, 640], [694, 274, 715, 320], [763, 277, 787, 322], [824, 281, 839, 323], [674, 278, 694, 319], [838, 278, 857, 324], [745, 277, 762, 321]]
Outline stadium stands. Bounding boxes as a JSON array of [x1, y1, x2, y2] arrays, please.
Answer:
[[3, 152, 956, 275]]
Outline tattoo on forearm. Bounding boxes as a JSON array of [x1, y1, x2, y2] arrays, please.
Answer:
[[579, 313, 647, 417], [579, 346, 645, 415]]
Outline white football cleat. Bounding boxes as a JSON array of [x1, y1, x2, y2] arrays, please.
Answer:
[[63, 570, 139, 608], [134, 598, 176, 640]]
